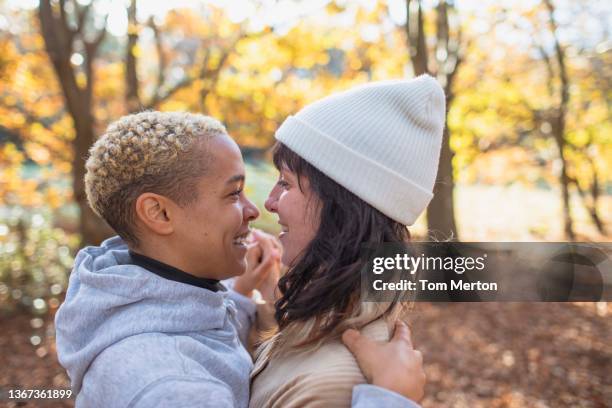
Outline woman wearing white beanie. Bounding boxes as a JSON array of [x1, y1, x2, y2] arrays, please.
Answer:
[[249, 74, 446, 407]]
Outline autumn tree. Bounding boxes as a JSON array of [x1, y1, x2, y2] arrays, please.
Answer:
[[565, 46, 610, 236], [0, 5, 72, 212], [38, 0, 114, 245], [516, 0, 608, 239], [3, 0, 608, 245], [35, 0, 267, 244], [403, 0, 465, 240], [537, 0, 574, 239], [447, 1, 610, 239], [125, 3, 258, 114]]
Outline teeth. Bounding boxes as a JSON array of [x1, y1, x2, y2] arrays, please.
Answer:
[[233, 237, 247, 245]]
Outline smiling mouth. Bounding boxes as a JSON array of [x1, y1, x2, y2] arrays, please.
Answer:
[[233, 230, 250, 246]]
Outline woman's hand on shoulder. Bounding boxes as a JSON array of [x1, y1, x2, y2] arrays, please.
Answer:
[[341, 320, 425, 402]]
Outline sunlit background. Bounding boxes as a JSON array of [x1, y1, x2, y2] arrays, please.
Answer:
[[0, 0, 610, 406]]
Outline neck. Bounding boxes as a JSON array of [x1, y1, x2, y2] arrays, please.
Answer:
[[130, 238, 209, 279], [127, 250, 223, 292]]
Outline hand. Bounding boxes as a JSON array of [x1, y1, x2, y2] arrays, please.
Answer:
[[253, 230, 282, 302], [342, 321, 425, 402], [233, 229, 281, 299]]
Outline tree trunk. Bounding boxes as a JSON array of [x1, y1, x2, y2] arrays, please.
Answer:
[[125, 0, 141, 113], [587, 163, 606, 235], [39, 0, 113, 245], [72, 111, 114, 245], [405, 0, 429, 76], [570, 163, 606, 236], [545, 0, 575, 240], [426, 126, 457, 240], [405, 0, 459, 240], [553, 133, 575, 240]]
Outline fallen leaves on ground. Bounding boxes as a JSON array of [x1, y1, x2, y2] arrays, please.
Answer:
[[0, 302, 609, 407]]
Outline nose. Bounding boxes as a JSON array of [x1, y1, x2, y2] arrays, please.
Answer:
[[265, 184, 281, 213], [244, 196, 260, 222]]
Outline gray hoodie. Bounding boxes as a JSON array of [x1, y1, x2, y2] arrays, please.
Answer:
[[56, 236, 419, 408]]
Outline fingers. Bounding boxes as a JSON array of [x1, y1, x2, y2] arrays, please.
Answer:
[[341, 329, 359, 349], [256, 249, 277, 272], [342, 328, 376, 359], [342, 328, 377, 382], [245, 242, 262, 267], [255, 230, 278, 255], [391, 320, 413, 349], [250, 238, 280, 282], [252, 229, 281, 264], [268, 234, 283, 253], [235, 230, 281, 297]]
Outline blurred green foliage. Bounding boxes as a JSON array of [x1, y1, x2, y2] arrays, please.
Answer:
[[0, 208, 78, 317], [245, 159, 281, 234]]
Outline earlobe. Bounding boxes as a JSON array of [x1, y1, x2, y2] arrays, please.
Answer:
[[135, 193, 174, 236]]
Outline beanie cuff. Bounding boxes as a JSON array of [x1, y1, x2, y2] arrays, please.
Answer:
[[275, 115, 434, 225]]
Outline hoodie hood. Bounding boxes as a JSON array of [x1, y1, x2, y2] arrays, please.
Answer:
[[55, 236, 234, 393]]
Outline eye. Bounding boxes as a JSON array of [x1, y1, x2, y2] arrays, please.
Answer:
[[229, 188, 243, 199], [276, 180, 290, 189]]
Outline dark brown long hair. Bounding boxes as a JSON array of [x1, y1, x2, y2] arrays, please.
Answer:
[[272, 142, 410, 346]]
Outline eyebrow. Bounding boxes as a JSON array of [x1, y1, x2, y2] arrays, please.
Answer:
[[226, 174, 245, 184]]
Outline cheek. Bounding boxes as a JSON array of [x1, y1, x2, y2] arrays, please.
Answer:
[[190, 202, 240, 243], [224, 202, 243, 228], [291, 197, 319, 237], [302, 198, 321, 237], [276, 192, 292, 219], [304, 212, 320, 241]]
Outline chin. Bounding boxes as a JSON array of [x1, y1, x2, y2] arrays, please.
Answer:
[[234, 264, 247, 276], [282, 252, 299, 268], [229, 261, 247, 278]]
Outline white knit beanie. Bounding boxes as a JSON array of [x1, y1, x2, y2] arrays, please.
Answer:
[[274, 74, 446, 226]]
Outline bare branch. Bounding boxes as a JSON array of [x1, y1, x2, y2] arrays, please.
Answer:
[[58, 0, 71, 38], [38, 0, 83, 117], [146, 32, 246, 109], [125, 0, 141, 112], [405, 0, 413, 53], [405, 0, 429, 75], [43, 0, 73, 57], [147, 16, 167, 106], [544, 0, 569, 113], [73, 0, 92, 37], [82, 14, 108, 103], [147, 77, 195, 109], [197, 49, 212, 84], [435, 0, 449, 70], [91, 14, 109, 51], [199, 47, 232, 109]]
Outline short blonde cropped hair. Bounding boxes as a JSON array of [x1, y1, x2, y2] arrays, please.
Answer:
[[85, 111, 227, 245]]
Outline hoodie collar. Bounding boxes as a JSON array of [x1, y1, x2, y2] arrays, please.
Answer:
[[129, 250, 226, 293]]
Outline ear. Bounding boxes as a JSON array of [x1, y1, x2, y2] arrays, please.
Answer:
[[134, 193, 176, 237]]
